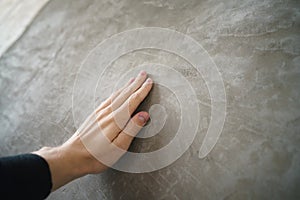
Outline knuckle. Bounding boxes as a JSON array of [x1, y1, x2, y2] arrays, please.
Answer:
[[132, 92, 141, 102], [105, 112, 123, 130], [97, 114, 113, 129], [115, 135, 130, 150], [123, 87, 132, 94], [105, 105, 113, 113], [96, 111, 106, 120], [96, 106, 111, 120], [107, 113, 116, 124], [97, 120, 105, 130]]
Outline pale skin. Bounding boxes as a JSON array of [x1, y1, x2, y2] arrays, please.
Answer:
[[33, 70, 153, 191]]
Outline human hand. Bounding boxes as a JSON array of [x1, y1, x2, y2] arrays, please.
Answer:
[[33, 71, 153, 190]]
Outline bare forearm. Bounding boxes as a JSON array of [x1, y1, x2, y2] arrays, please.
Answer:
[[32, 135, 103, 191]]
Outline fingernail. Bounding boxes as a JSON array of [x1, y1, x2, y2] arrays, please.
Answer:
[[140, 70, 146, 76], [138, 113, 148, 123], [129, 77, 135, 83], [147, 78, 152, 83]]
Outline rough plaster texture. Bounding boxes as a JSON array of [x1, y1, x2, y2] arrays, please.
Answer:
[[0, 0, 299, 199], [0, 0, 50, 57]]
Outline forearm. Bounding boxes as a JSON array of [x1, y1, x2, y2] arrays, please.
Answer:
[[32, 135, 103, 191]]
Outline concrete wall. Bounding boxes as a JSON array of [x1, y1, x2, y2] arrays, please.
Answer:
[[0, 0, 299, 199]]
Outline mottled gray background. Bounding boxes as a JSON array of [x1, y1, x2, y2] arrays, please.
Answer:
[[0, 0, 299, 199]]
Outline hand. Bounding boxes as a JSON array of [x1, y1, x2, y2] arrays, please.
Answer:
[[33, 71, 153, 191]]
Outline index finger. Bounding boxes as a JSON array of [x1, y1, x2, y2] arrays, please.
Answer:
[[118, 77, 153, 116]]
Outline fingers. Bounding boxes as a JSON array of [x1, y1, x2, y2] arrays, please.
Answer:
[[96, 77, 135, 112], [110, 78, 135, 102], [111, 71, 148, 110], [119, 77, 153, 116], [112, 112, 149, 150], [94, 71, 152, 144], [110, 77, 152, 135]]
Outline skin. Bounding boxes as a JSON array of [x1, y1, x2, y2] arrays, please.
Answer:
[[33, 70, 153, 191]]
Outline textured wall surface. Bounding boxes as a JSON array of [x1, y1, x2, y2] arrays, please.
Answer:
[[0, 0, 299, 199], [0, 0, 50, 56]]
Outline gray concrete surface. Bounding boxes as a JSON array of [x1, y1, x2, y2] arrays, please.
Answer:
[[0, 0, 49, 57], [0, 0, 299, 199]]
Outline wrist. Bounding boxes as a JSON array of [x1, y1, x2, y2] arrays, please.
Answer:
[[32, 144, 87, 191], [32, 135, 107, 191]]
